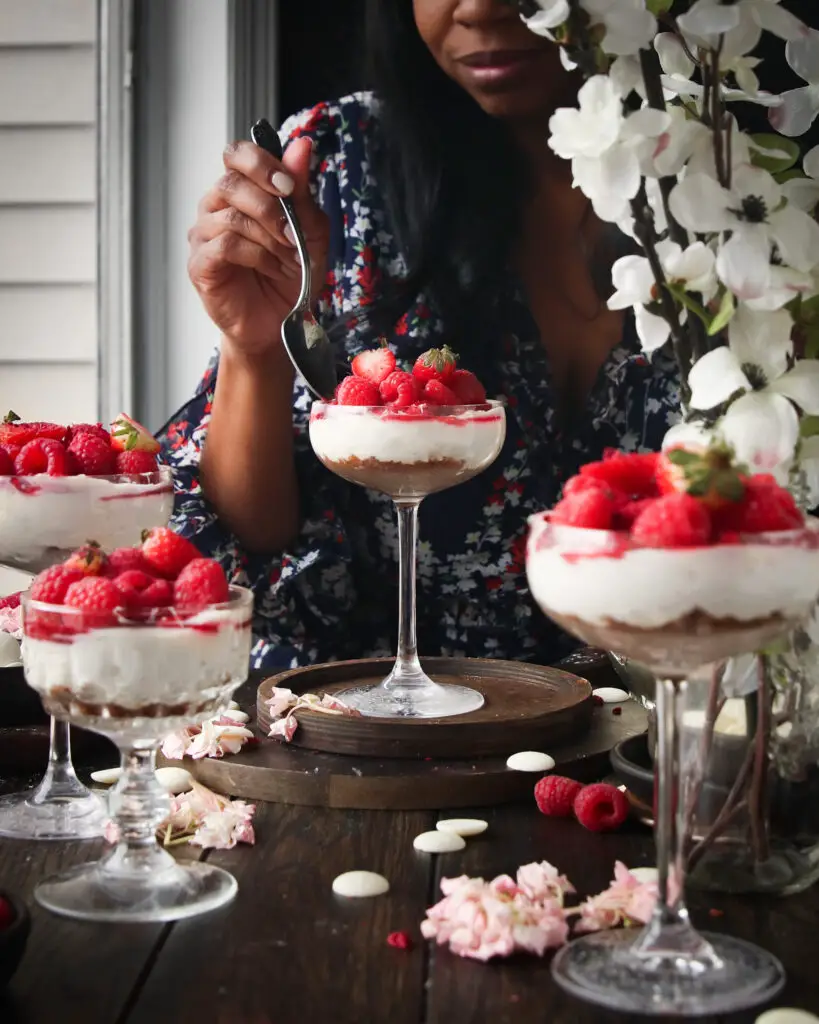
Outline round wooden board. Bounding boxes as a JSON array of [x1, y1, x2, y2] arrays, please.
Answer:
[[256, 657, 593, 759], [160, 699, 647, 810]]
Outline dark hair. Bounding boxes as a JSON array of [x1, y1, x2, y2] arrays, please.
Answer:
[[359, 1, 531, 353]]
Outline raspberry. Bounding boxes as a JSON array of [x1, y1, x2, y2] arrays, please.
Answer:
[[173, 558, 230, 609], [30, 565, 85, 604], [1, 444, 20, 464], [573, 783, 629, 832], [386, 931, 413, 951], [15, 438, 69, 476], [68, 423, 111, 445], [64, 541, 108, 577], [0, 417, 66, 448], [630, 493, 711, 548], [613, 497, 655, 530], [65, 576, 122, 626], [335, 375, 381, 407], [115, 450, 159, 475], [0, 896, 14, 930], [716, 475, 802, 534], [412, 345, 458, 384], [0, 592, 21, 611], [105, 546, 150, 577], [0, 447, 14, 476], [142, 527, 200, 579], [351, 346, 396, 385], [67, 432, 116, 475], [534, 775, 584, 817], [421, 379, 459, 405], [379, 371, 420, 405], [580, 452, 659, 498], [113, 570, 173, 610], [551, 489, 615, 529], [449, 369, 486, 405]]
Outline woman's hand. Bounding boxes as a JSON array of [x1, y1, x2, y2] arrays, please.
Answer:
[[188, 136, 330, 358]]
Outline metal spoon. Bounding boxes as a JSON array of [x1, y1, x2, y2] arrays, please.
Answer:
[[250, 118, 337, 400]]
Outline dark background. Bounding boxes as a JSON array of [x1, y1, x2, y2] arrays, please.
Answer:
[[277, 0, 819, 150]]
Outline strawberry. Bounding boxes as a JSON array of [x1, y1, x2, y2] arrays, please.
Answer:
[[67, 432, 116, 476], [113, 570, 173, 610], [110, 413, 160, 453], [15, 438, 68, 477], [115, 450, 159, 475], [0, 896, 15, 930], [105, 546, 150, 577], [534, 775, 584, 817], [412, 345, 458, 384], [716, 475, 802, 534], [351, 346, 396, 386], [0, 447, 14, 476], [0, 412, 66, 448], [551, 488, 615, 530], [68, 423, 111, 445], [65, 576, 122, 626], [630, 493, 712, 548], [379, 370, 419, 403], [573, 783, 629, 832], [142, 527, 200, 579], [64, 541, 108, 577], [335, 375, 381, 407], [656, 444, 745, 510], [579, 451, 659, 498], [449, 369, 486, 405], [421, 379, 459, 405], [30, 565, 85, 604], [173, 558, 230, 608]]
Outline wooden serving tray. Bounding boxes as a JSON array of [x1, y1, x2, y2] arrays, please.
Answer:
[[256, 657, 593, 759]]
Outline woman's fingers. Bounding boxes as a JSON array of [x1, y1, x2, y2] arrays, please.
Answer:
[[191, 207, 299, 275], [198, 171, 293, 246], [188, 233, 295, 290]]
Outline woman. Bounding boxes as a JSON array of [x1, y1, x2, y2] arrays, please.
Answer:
[[161, 0, 678, 671]]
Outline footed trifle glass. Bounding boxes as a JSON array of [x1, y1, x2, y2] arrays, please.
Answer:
[[21, 585, 252, 922], [526, 515, 819, 1016], [0, 468, 173, 840], [310, 401, 505, 718]]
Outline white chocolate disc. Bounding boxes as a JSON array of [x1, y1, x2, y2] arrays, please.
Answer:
[[756, 1011, 819, 1024], [593, 687, 629, 703], [332, 871, 390, 898], [436, 818, 488, 837], [413, 830, 466, 853], [506, 751, 556, 773], [90, 767, 121, 786], [156, 767, 194, 793]]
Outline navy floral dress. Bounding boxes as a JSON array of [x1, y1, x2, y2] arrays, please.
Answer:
[[160, 92, 681, 672]]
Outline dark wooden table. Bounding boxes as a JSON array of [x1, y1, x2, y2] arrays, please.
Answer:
[[3, 674, 819, 1023]]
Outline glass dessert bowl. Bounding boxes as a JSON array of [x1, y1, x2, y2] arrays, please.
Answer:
[[21, 565, 253, 923], [308, 348, 506, 718], [526, 449, 819, 1017], [0, 414, 174, 842]]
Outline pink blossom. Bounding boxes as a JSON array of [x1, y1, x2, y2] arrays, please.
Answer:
[[191, 800, 256, 850], [161, 728, 194, 761], [516, 861, 575, 905], [265, 687, 296, 718], [103, 820, 120, 844], [268, 713, 299, 742], [0, 605, 22, 640], [573, 862, 663, 933], [186, 720, 224, 759]]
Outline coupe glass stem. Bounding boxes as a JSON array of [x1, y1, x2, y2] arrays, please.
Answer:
[[632, 677, 720, 965], [384, 499, 426, 690], [31, 718, 92, 802]]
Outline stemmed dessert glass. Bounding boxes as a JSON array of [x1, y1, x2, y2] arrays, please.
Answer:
[[0, 468, 174, 840], [309, 401, 506, 718], [526, 515, 819, 1016], [21, 585, 253, 922]]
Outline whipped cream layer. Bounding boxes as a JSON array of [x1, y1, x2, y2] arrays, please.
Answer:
[[309, 405, 505, 467], [22, 602, 251, 716], [526, 519, 819, 630], [0, 473, 174, 572]]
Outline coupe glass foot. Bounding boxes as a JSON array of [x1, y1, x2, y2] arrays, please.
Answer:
[[0, 788, 106, 841]]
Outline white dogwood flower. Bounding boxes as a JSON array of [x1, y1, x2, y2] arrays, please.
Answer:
[[770, 29, 819, 137]]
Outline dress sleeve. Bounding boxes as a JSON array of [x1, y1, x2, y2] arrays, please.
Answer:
[[158, 98, 376, 671]]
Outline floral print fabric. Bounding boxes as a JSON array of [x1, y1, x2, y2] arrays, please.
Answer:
[[160, 92, 680, 671]]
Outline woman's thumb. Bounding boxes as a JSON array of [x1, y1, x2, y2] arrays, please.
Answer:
[[281, 136, 315, 201]]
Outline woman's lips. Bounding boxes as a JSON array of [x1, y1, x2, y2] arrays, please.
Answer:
[[458, 49, 541, 85]]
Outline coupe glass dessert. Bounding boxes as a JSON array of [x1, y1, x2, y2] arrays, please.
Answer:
[[0, 414, 174, 842], [309, 346, 506, 717], [526, 446, 819, 1016], [21, 543, 252, 923]]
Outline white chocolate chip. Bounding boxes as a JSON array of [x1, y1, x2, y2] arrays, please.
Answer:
[[506, 751, 556, 773], [155, 767, 194, 794], [593, 687, 629, 703], [756, 1011, 819, 1024], [332, 871, 390, 898], [436, 818, 488, 837], [413, 830, 466, 853], [90, 767, 121, 786]]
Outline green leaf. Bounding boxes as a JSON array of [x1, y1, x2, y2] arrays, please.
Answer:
[[800, 415, 819, 438], [799, 294, 819, 326], [667, 449, 702, 466], [646, 0, 674, 12], [749, 134, 801, 175], [707, 290, 736, 337], [805, 325, 819, 360], [665, 283, 710, 329]]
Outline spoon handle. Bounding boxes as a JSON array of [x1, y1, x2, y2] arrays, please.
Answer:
[[250, 118, 311, 310]]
